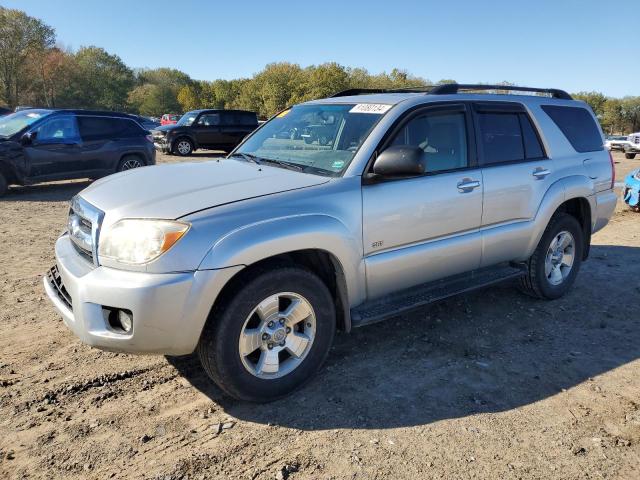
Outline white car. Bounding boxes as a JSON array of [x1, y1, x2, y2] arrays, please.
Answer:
[[623, 133, 640, 159], [604, 135, 631, 152]]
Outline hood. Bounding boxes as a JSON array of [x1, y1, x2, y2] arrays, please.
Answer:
[[78, 159, 329, 221], [153, 124, 179, 134]]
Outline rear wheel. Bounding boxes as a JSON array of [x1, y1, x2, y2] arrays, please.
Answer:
[[197, 266, 336, 402], [117, 155, 144, 172], [0, 172, 7, 197], [625, 153, 636, 159], [173, 138, 193, 156], [519, 212, 584, 299]]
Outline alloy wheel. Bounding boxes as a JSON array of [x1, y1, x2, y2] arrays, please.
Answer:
[[238, 292, 316, 379], [544, 230, 575, 286]]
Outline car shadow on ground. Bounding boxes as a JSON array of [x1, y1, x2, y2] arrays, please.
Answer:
[[169, 244, 640, 430], [1, 180, 92, 202]]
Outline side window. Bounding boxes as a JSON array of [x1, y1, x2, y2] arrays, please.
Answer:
[[388, 111, 468, 173], [519, 113, 544, 159], [35, 116, 80, 144], [197, 114, 220, 126], [119, 119, 144, 137], [78, 117, 117, 141], [221, 112, 238, 125], [541, 105, 603, 153], [477, 113, 524, 164], [240, 112, 257, 125]]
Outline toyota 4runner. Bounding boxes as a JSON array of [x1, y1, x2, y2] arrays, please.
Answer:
[[44, 84, 616, 402]]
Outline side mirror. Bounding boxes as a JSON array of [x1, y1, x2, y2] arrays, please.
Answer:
[[21, 131, 36, 146], [372, 145, 424, 177]]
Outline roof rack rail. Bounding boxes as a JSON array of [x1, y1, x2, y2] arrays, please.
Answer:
[[429, 83, 573, 100], [331, 87, 431, 97]]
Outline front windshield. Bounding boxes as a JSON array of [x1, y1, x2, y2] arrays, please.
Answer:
[[0, 109, 52, 137], [176, 111, 198, 126], [235, 103, 388, 175]]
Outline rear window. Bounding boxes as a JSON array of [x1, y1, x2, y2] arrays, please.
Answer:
[[78, 117, 144, 140], [541, 105, 603, 153]]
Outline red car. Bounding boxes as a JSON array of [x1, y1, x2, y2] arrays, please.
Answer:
[[161, 113, 180, 126]]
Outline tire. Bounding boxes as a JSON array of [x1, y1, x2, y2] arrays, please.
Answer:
[[625, 153, 636, 159], [519, 212, 584, 300], [0, 172, 7, 197], [197, 266, 336, 402], [117, 155, 145, 172], [173, 137, 193, 156]]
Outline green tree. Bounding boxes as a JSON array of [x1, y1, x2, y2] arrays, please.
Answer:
[[0, 7, 55, 107], [72, 46, 134, 110], [573, 91, 608, 119], [130, 67, 191, 115]]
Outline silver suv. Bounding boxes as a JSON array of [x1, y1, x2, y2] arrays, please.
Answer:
[[44, 84, 617, 402]]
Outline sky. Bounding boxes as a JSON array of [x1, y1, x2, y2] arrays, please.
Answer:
[[4, 0, 637, 97]]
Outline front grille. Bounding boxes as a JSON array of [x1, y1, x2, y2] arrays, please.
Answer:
[[68, 196, 104, 265], [47, 265, 72, 310], [634, 136, 640, 145]]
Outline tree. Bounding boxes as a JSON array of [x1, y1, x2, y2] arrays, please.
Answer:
[[573, 91, 608, 119], [0, 7, 55, 107], [129, 67, 192, 115], [73, 46, 134, 110]]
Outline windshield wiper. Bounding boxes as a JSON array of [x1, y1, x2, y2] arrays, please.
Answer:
[[259, 158, 305, 172], [230, 152, 261, 164]]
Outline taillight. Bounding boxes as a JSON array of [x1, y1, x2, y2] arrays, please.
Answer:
[[608, 150, 615, 189], [145, 134, 153, 143]]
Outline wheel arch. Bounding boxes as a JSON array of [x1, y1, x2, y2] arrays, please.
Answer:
[[117, 152, 147, 170], [526, 175, 594, 260], [199, 214, 366, 332], [205, 249, 352, 336], [172, 135, 198, 151]]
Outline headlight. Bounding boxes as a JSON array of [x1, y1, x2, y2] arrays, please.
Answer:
[[98, 219, 189, 265]]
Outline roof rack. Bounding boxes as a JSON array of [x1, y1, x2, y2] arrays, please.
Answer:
[[429, 83, 573, 100], [331, 87, 431, 97]]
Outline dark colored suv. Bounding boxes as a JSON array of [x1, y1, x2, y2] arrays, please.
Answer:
[[0, 109, 155, 196], [152, 109, 258, 156]]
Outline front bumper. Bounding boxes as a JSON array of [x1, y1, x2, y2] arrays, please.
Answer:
[[623, 172, 640, 207], [154, 140, 171, 153], [44, 234, 243, 355]]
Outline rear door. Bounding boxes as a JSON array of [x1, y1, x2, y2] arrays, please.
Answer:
[[220, 112, 256, 148], [24, 115, 82, 178], [472, 102, 554, 266], [193, 113, 221, 147], [77, 116, 123, 173]]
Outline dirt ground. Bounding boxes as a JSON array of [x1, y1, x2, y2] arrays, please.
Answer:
[[1, 151, 639, 480]]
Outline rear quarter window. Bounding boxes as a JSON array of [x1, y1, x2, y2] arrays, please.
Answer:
[[541, 105, 603, 153]]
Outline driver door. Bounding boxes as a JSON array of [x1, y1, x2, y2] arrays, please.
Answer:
[[24, 115, 82, 179], [362, 103, 484, 299]]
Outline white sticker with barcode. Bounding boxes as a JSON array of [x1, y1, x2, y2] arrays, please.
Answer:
[[349, 104, 392, 114]]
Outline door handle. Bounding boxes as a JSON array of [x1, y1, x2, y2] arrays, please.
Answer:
[[532, 167, 551, 179], [457, 179, 481, 192]]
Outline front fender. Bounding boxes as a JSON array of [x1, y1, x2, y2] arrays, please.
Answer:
[[198, 214, 366, 308]]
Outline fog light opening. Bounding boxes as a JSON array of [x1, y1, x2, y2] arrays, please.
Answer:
[[104, 307, 133, 334]]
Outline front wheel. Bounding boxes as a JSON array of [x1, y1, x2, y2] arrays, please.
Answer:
[[197, 266, 336, 402], [519, 212, 584, 299], [625, 153, 636, 159], [173, 138, 193, 156]]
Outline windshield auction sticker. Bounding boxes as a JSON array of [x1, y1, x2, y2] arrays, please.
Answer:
[[349, 104, 392, 114]]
